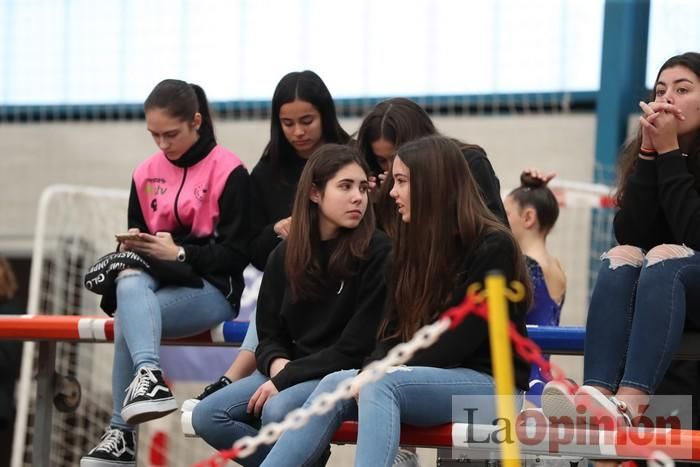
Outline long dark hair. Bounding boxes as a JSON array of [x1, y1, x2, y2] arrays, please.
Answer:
[[508, 173, 559, 236], [144, 79, 215, 141], [285, 144, 375, 302], [617, 52, 700, 205], [357, 98, 487, 241], [357, 98, 437, 175], [263, 71, 351, 171], [379, 135, 531, 341]]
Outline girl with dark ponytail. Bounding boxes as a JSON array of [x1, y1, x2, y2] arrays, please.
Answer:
[[505, 169, 566, 407], [81, 79, 250, 467]]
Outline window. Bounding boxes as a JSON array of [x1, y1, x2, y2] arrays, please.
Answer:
[[1, 0, 607, 105], [646, 0, 700, 89]]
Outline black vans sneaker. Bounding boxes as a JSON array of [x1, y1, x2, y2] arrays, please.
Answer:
[[121, 366, 177, 425], [180, 375, 233, 437], [181, 375, 232, 413], [80, 427, 136, 466]]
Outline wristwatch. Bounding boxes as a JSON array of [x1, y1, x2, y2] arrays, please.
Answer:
[[176, 246, 186, 262]]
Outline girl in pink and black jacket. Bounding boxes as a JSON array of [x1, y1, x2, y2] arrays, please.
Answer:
[[81, 79, 249, 467]]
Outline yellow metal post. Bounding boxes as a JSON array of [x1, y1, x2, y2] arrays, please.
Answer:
[[485, 272, 521, 466]]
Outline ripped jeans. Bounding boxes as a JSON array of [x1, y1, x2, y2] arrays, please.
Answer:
[[584, 244, 700, 394]]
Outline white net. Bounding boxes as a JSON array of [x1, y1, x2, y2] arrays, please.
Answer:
[[13, 185, 127, 466], [544, 179, 616, 326], [12, 184, 236, 466]]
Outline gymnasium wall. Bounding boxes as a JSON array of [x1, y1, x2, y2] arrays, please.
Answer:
[[0, 113, 596, 254]]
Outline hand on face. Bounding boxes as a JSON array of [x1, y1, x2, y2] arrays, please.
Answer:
[[640, 65, 700, 153], [639, 101, 683, 153], [368, 172, 388, 192], [370, 138, 396, 175], [368, 176, 377, 192]]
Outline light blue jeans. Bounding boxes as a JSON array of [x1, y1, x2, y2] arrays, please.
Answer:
[[262, 367, 511, 467], [191, 370, 321, 467], [110, 271, 236, 430], [240, 308, 259, 353]]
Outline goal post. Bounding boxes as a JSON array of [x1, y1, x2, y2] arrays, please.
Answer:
[[12, 185, 129, 467]]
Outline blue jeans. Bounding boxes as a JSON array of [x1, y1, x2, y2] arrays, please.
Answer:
[[240, 308, 259, 353], [110, 271, 236, 430], [192, 370, 320, 467], [262, 367, 507, 467], [584, 246, 700, 393]]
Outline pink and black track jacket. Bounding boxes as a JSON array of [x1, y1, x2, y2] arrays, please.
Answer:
[[127, 135, 250, 309]]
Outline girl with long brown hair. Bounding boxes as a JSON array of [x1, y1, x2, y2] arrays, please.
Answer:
[[191, 144, 390, 466], [261, 135, 531, 467], [182, 70, 353, 417]]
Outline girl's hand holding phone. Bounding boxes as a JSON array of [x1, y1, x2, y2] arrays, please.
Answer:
[[116, 228, 142, 251], [115, 232, 141, 242], [117, 231, 179, 260]]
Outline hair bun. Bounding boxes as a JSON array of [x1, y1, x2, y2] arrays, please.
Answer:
[[520, 172, 547, 189]]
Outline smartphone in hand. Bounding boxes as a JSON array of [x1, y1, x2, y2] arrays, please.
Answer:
[[115, 233, 141, 242]]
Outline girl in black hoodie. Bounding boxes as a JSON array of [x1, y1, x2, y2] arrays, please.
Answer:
[[192, 144, 390, 466]]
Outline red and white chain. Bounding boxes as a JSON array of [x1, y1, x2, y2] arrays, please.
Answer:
[[195, 282, 675, 467]]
